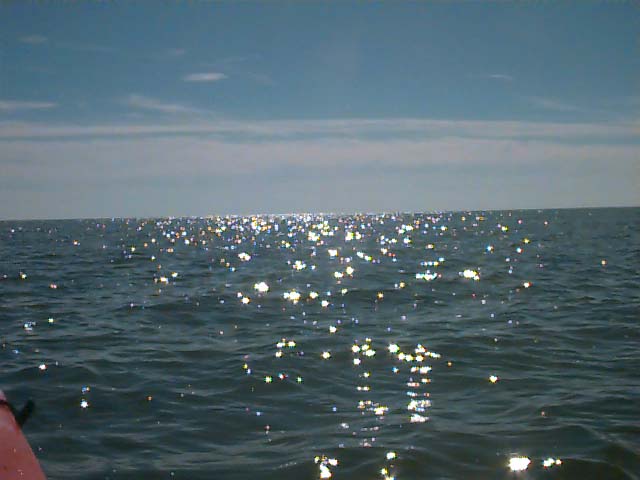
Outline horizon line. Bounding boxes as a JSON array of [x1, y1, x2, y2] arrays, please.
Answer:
[[2, 203, 638, 223]]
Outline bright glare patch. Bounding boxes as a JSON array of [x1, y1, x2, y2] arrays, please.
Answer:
[[283, 290, 301, 303], [489, 375, 499, 383], [462, 269, 480, 280], [319, 464, 331, 479], [410, 413, 427, 423], [254, 281, 269, 293], [315, 455, 338, 479], [543, 457, 562, 468], [293, 260, 307, 271], [322, 351, 331, 359], [416, 271, 438, 281], [374, 406, 388, 416], [508, 456, 531, 471]]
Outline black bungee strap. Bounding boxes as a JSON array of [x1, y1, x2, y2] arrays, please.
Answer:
[[0, 398, 35, 427]]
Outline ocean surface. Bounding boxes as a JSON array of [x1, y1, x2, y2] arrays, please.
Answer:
[[1, 208, 638, 480]]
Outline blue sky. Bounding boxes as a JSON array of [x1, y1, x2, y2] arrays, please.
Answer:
[[1, 2, 638, 219]]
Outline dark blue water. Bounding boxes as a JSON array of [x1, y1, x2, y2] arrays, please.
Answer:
[[1, 208, 638, 479]]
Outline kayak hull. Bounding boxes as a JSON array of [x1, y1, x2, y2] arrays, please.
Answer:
[[0, 390, 46, 480]]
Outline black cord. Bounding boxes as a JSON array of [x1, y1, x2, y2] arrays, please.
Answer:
[[0, 399, 35, 427]]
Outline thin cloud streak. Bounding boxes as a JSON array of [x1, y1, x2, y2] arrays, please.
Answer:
[[123, 94, 202, 114], [528, 96, 582, 112], [55, 41, 115, 53], [2, 123, 638, 217], [166, 48, 186, 57], [469, 73, 514, 82], [0, 100, 57, 112], [1, 118, 637, 141], [3, 137, 637, 195], [183, 72, 227, 82], [17, 35, 113, 53], [19, 35, 48, 44], [484, 73, 513, 81]]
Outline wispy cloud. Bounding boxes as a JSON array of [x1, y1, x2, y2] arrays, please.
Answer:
[[123, 94, 201, 114], [528, 96, 582, 112], [183, 72, 227, 83], [2, 117, 637, 217], [0, 100, 57, 112], [200, 55, 260, 67], [485, 73, 513, 81], [470, 73, 514, 82], [18, 35, 113, 53], [247, 72, 275, 86], [166, 48, 186, 57], [2, 131, 637, 194], [1, 117, 638, 141], [627, 95, 640, 107], [55, 41, 115, 53], [19, 35, 48, 44]]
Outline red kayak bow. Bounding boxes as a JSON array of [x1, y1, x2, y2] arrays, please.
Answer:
[[0, 390, 46, 479]]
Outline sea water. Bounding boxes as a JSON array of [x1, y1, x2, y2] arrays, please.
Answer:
[[1, 208, 638, 479]]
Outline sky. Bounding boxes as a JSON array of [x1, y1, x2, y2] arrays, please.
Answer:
[[0, 2, 638, 219]]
